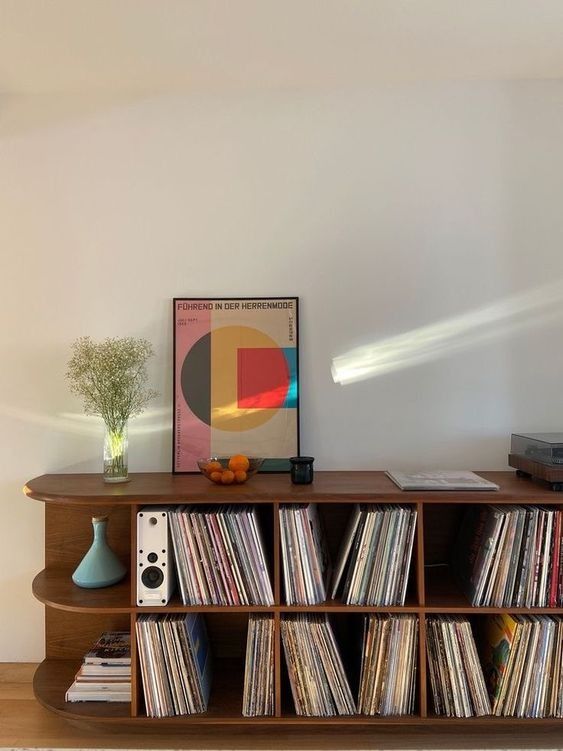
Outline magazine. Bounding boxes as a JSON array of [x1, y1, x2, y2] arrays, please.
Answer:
[[386, 470, 500, 491]]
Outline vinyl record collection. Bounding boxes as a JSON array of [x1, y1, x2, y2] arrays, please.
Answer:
[[279, 504, 331, 604], [426, 615, 491, 717], [169, 505, 274, 606], [242, 614, 275, 717], [481, 614, 563, 718], [455, 506, 563, 607], [65, 631, 131, 703], [136, 614, 212, 717], [281, 614, 356, 716], [358, 614, 418, 716], [64, 492, 563, 724], [331, 504, 417, 605]]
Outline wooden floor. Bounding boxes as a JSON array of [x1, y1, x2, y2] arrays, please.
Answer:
[[2, 664, 563, 750]]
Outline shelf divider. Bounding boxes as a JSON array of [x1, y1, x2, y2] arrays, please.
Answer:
[[416, 501, 425, 607], [274, 610, 282, 717], [273, 502, 281, 605], [130, 505, 139, 717]]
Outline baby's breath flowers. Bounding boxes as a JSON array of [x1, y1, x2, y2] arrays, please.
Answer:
[[67, 336, 158, 430], [66, 337, 158, 481]]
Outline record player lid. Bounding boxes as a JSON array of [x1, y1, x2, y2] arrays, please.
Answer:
[[512, 432, 563, 444]]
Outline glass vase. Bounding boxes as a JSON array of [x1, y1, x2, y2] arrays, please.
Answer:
[[103, 422, 129, 483]]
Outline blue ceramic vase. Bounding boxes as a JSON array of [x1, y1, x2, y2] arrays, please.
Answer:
[[72, 515, 126, 588]]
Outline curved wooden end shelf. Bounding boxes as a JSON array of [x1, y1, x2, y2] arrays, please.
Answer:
[[34, 660, 131, 721], [32, 569, 131, 613]]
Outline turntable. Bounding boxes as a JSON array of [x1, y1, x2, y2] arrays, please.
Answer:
[[509, 432, 563, 491]]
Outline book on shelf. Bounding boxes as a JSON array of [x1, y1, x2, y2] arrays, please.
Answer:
[[66, 682, 131, 703], [454, 505, 563, 607], [79, 664, 132, 677], [136, 613, 212, 718], [279, 503, 332, 605], [65, 631, 131, 703], [242, 614, 275, 717], [169, 505, 274, 606], [281, 613, 356, 716], [358, 614, 418, 716], [386, 470, 500, 491], [426, 615, 491, 718], [331, 504, 417, 606], [480, 614, 563, 718], [83, 630, 131, 665]]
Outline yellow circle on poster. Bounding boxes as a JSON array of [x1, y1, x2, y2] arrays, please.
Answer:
[[211, 325, 283, 432]]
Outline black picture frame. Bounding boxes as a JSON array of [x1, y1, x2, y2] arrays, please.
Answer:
[[173, 296, 300, 473]]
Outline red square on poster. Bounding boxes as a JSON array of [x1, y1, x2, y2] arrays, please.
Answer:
[[237, 348, 289, 408]]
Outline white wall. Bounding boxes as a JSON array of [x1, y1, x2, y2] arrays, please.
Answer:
[[2, 81, 563, 660]]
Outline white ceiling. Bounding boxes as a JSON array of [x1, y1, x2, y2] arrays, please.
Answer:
[[2, 0, 563, 94]]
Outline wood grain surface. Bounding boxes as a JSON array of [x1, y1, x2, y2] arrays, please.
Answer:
[[3, 663, 563, 748], [25, 470, 563, 505]]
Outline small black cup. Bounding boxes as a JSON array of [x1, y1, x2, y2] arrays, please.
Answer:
[[289, 456, 314, 484]]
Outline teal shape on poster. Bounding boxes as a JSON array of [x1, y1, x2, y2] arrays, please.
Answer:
[[282, 347, 298, 409]]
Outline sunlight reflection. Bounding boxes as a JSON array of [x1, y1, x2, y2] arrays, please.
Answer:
[[332, 280, 563, 385], [211, 391, 285, 421], [0, 404, 171, 436]]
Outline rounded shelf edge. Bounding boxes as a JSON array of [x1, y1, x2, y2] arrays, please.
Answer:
[[24, 475, 138, 506], [33, 660, 132, 722], [32, 569, 132, 613]]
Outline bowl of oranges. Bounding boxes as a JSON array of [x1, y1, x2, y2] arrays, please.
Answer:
[[197, 455, 263, 485]]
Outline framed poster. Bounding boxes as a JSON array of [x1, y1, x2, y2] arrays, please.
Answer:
[[173, 297, 299, 473]]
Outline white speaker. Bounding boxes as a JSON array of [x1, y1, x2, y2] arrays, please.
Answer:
[[137, 506, 176, 606]]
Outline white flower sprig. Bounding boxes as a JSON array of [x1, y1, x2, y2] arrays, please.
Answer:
[[66, 336, 158, 434]]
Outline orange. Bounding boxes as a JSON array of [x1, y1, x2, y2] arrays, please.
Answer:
[[228, 454, 250, 472], [221, 470, 235, 485], [206, 460, 223, 474], [210, 471, 223, 483], [234, 470, 247, 484]]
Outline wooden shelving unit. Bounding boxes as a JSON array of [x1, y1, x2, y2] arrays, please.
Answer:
[[25, 470, 563, 728]]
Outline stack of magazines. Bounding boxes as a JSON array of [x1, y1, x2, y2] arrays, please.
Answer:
[[281, 614, 356, 716], [455, 506, 563, 607], [65, 631, 131, 703], [169, 505, 274, 605], [426, 615, 491, 717], [279, 504, 331, 604], [136, 614, 212, 717], [331, 504, 417, 605], [358, 614, 418, 716], [242, 614, 275, 717], [481, 614, 563, 718]]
